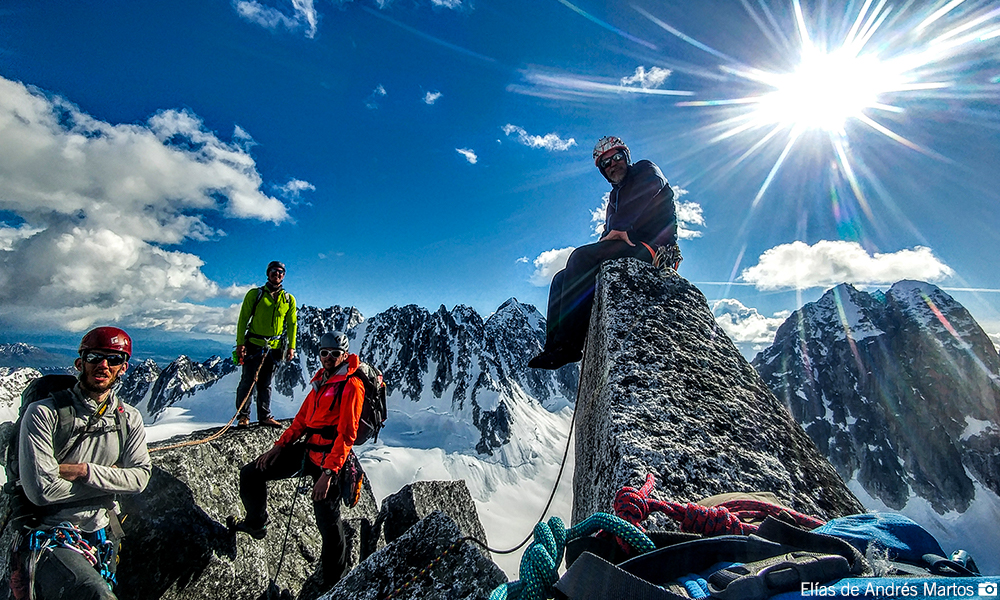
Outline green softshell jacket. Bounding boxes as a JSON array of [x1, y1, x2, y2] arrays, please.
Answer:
[[236, 286, 298, 350]]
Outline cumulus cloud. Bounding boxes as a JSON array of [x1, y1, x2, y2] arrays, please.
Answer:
[[502, 124, 576, 151], [676, 202, 705, 240], [456, 148, 478, 164], [0, 223, 43, 252], [741, 241, 955, 291], [235, 0, 319, 38], [620, 66, 672, 89], [0, 76, 297, 333], [591, 194, 609, 238], [366, 84, 387, 109], [424, 91, 442, 104], [528, 247, 575, 286], [712, 299, 789, 346]]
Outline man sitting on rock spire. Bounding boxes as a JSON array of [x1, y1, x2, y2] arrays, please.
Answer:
[[529, 136, 678, 370]]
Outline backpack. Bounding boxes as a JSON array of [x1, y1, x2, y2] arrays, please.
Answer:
[[345, 362, 387, 445], [3, 374, 128, 524]]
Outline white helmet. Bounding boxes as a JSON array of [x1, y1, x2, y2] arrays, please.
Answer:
[[593, 136, 630, 166]]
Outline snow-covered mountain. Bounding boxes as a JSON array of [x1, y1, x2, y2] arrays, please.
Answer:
[[115, 299, 578, 457], [753, 280, 1000, 571], [0, 342, 74, 369]]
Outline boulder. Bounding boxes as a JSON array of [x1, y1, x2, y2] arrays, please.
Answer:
[[321, 510, 506, 600], [377, 480, 488, 557], [573, 259, 864, 527]]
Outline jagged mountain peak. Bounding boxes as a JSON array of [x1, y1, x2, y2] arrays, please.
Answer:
[[754, 279, 1000, 518]]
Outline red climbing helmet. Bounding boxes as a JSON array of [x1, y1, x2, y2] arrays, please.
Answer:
[[593, 136, 630, 166], [79, 326, 133, 359]]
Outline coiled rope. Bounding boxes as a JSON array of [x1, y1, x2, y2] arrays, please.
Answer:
[[488, 513, 654, 600], [613, 473, 826, 537]]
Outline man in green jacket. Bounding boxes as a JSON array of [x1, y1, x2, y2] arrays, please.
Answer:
[[234, 261, 297, 427]]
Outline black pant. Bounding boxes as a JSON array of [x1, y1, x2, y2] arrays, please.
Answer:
[[235, 345, 282, 419], [14, 529, 118, 600], [544, 240, 654, 353], [239, 444, 348, 586]]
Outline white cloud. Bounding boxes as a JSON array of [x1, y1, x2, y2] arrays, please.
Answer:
[[620, 66, 672, 89], [528, 247, 575, 286], [515, 256, 529, 264], [502, 124, 576, 151], [456, 148, 478, 164], [424, 91, 442, 104], [366, 84, 387, 109], [0, 223, 43, 252], [676, 201, 705, 240], [712, 299, 790, 346], [276, 178, 316, 199], [741, 241, 955, 291], [235, 0, 318, 38], [0, 75, 294, 333], [430, 0, 462, 7], [591, 194, 609, 238]]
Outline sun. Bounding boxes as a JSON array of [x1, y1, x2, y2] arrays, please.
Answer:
[[753, 47, 901, 133]]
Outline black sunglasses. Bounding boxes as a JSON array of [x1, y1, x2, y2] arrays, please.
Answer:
[[599, 151, 626, 169], [83, 351, 128, 366], [320, 349, 344, 358], [268, 268, 285, 275]]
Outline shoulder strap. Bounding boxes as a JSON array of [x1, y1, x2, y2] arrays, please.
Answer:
[[51, 389, 78, 462], [245, 287, 266, 334]]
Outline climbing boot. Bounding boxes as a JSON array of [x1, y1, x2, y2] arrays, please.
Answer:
[[236, 416, 251, 428], [528, 346, 582, 370], [258, 416, 282, 428], [229, 516, 267, 540]]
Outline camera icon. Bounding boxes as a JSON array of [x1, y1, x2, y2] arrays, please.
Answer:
[[979, 582, 998, 596]]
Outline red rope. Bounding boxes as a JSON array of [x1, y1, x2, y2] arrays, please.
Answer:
[[612, 474, 826, 539]]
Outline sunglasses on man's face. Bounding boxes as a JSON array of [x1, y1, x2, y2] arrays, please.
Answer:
[[269, 269, 285, 275], [83, 351, 128, 366], [320, 349, 344, 358], [599, 151, 626, 169]]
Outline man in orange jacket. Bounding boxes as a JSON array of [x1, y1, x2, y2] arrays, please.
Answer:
[[233, 330, 362, 587]]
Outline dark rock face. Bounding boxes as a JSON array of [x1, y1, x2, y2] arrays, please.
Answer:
[[753, 281, 1000, 513], [321, 511, 506, 600], [116, 358, 161, 408], [573, 259, 863, 526], [378, 480, 488, 555]]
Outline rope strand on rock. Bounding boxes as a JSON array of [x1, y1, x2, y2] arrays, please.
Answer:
[[150, 353, 266, 453]]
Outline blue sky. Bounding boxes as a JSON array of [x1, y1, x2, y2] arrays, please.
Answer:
[[1, 0, 999, 361]]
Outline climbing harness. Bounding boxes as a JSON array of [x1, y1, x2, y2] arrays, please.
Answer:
[[25, 522, 117, 598]]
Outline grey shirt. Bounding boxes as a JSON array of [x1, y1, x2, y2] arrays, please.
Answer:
[[18, 383, 151, 532]]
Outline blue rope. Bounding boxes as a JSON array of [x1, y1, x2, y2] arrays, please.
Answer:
[[489, 513, 655, 600]]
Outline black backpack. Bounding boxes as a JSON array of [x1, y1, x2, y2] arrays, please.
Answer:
[[3, 374, 128, 523], [347, 362, 387, 445]]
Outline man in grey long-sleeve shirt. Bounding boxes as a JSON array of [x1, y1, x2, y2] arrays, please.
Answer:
[[12, 326, 151, 600]]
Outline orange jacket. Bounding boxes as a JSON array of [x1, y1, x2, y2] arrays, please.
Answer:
[[275, 353, 364, 473]]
